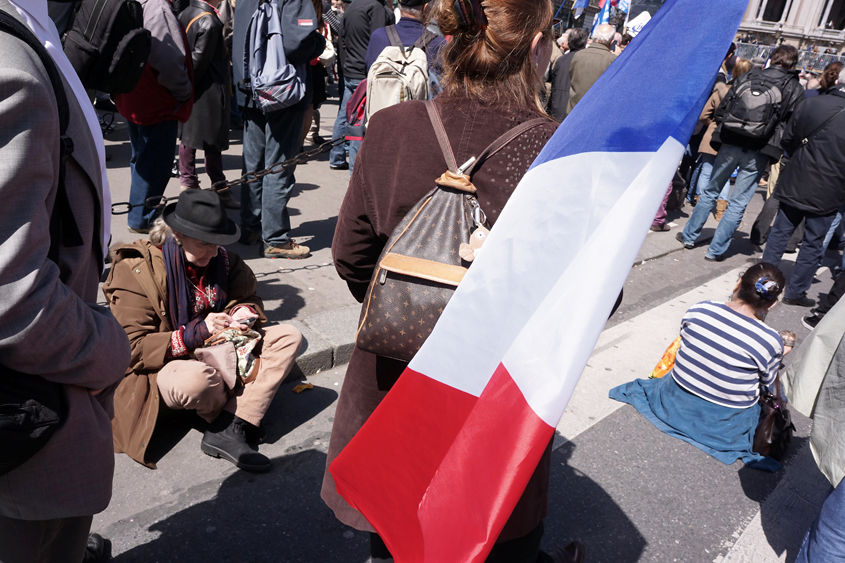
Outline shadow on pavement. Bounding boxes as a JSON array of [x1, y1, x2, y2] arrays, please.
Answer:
[[110, 449, 370, 563], [255, 278, 307, 323], [542, 441, 646, 562], [293, 215, 338, 254]]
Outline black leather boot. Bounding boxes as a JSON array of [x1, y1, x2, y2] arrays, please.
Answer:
[[82, 533, 111, 563], [201, 411, 270, 472]]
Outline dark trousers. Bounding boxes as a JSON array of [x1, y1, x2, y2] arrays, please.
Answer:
[[815, 270, 845, 316], [750, 193, 804, 249], [762, 203, 837, 300], [240, 105, 306, 246], [370, 521, 553, 563], [178, 144, 225, 188], [127, 120, 179, 230], [0, 514, 92, 563]]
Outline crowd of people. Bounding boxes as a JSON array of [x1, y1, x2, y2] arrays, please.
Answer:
[[1, 0, 845, 561]]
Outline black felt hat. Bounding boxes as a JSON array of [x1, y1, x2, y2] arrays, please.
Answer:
[[162, 190, 240, 245]]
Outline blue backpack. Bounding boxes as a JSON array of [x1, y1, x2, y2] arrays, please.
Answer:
[[241, 0, 306, 113]]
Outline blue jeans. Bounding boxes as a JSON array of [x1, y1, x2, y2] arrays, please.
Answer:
[[761, 203, 836, 300], [240, 106, 306, 247], [329, 78, 360, 169], [822, 202, 845, 252], [689, 153, 731, 203], [127, 120, 179, 230], [796, 483, 845, 563], [681, 144, 767, 258]]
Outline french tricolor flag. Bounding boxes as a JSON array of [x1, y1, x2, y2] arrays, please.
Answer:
[[330, 1, 747, 561]]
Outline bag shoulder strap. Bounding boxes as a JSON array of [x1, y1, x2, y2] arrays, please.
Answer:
[[385, 25, 403, 49], [412, 29, 436, 51], [0, 10, 82, 271], [799, 104, 845, 148], [466, 118, 550, 177], [425, 100, 458, 173], [186, 12, 212, 34]]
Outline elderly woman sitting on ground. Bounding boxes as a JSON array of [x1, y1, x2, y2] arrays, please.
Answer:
[[104, 190, 302, 472]]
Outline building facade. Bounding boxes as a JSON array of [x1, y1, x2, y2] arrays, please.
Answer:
[[739, 0, 845, 50]]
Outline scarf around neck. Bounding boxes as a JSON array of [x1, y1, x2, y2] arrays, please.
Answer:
[[163, 237, 229, 328]]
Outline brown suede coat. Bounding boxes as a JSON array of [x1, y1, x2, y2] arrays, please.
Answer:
[[103, 239, 265, 468]]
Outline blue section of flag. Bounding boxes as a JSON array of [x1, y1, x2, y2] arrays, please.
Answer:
[[532, 0, 747, 167], [572, 0, 589, 8]]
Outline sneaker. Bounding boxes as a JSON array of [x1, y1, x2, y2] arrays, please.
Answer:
[[218, 190, 241, 210], [704, 253, 725, 262], [239, 228, 262, 246], [676, 232, 694, 249], [264, 240, 311, 259], [783, 296, 816, 307], [311, 133, 327, 145], [802, 314, 822, 330], [329, 162, 349, 171], [650, 224, 671, 232], [171, 158, 179, 178], [547, 540, 586, 563], [200, 411, 271, 472]]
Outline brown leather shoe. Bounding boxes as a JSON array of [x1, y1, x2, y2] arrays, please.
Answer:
[[714, 199, 728, 221], [263, 240, 311, 259], [218, 190, 241, 210], [547, 540, 586, 563]]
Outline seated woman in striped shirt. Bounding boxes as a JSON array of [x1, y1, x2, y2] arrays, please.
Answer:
[[610, 263, 789, 472]]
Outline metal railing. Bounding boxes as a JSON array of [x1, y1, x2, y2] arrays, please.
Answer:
[[735, 42, 845, 73]]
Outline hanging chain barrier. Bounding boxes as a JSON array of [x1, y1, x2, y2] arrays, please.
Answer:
[[110, 137, 346, 216]]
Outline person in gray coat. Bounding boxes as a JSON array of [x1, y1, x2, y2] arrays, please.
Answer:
[[0, 1, 130, 561], [566, 23, 616, 116], [178, 0, 240, 209]]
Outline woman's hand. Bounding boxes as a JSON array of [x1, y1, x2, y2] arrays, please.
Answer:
[[784, 345, 793, 355], [204, 312, 249, 333], [230, 307, 257, 322]]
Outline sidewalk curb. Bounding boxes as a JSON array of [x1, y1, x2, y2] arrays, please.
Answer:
[[290, 305, 360, 378]]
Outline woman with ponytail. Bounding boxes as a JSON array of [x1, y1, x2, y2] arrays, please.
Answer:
[[610, 263, 790, 472], [323, 0, 585, 560]]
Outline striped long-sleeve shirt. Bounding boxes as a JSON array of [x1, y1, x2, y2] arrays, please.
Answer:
[[672, 301, 784, 409]]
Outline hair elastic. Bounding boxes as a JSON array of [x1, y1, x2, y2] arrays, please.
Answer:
[[453, 0, 487, 32], [755, 277, 780, 299]]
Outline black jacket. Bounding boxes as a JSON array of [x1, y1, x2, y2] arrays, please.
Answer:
[[232, 0, 326, 109], [711, 65, 803, 161], [339, 0, 394, 81], [179, 0, 230, 150], [546, 49, 580, 122], [774, 88, 845, 216]]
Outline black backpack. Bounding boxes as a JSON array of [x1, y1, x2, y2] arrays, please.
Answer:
[[719, 68, 793, 141], [63, 0, 151, 94], [0, 10, 81, 476]]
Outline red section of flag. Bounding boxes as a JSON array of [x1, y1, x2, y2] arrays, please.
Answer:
[[331, 365, 555, 562]]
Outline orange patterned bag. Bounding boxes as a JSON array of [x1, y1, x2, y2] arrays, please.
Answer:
[[649, 336, 682, 379]]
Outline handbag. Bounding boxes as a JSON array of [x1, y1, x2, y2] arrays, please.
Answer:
[[753, 376, 795, 461], [318, 27, 336, 68], [0, 11, 79, 476], [649, 336, 682, 379], [355, 101, 547, 362]]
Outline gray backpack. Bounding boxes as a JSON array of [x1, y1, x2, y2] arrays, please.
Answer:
[[719, 69, 793, 141], [240, 0, 306, 113]]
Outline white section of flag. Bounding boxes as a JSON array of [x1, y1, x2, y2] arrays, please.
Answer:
[[503, 139, 685, 426]]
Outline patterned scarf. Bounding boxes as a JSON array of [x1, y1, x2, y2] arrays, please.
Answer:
[[163, 237, 229, 328]]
